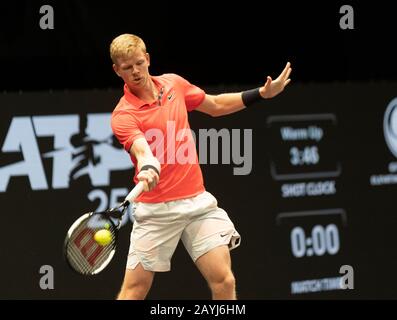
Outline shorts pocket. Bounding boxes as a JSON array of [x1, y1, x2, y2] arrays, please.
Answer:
[[133, 202, 151, 222], [200, 191, 218, 210]]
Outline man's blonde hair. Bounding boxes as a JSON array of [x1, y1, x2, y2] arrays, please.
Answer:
[[110, 34, 147, 64]]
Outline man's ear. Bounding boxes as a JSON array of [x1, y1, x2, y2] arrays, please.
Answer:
[[146, 53, 150, 67], [113, 63, 121, 77]]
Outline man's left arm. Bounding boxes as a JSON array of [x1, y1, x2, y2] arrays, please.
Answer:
[[195, 62, 292, 117]]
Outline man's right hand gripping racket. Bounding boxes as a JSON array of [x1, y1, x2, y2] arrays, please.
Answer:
[[64, 181, 144, 275]]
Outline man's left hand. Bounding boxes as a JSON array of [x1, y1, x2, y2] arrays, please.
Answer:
[[259, 62, 292, 99]]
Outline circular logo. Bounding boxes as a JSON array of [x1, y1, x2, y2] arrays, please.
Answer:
[[384, 98, 397, 158]]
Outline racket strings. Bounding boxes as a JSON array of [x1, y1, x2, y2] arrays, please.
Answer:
[[66, 216, 117, 275]]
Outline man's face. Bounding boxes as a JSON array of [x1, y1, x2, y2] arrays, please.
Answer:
[[113, 50, 150, 90]]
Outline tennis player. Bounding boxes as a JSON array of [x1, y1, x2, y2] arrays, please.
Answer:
[[110, 34, 291, 300]]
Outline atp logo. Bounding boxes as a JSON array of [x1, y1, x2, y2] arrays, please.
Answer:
[[0, 113, 132, 192], [384, 97, 397, 158]]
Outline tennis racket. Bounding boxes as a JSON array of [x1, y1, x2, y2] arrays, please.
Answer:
[[64, 181, 144, 275]]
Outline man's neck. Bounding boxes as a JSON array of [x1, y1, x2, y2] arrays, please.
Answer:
[[127, 77, 158, 103]]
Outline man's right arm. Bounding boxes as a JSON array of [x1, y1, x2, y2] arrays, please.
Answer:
[[130, 137, 161, 192]]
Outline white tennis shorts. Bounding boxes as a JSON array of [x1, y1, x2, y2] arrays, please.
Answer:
[[126, 191, 241, 272]]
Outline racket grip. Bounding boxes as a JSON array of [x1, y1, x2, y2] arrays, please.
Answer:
[[125, 181, 145, 203]]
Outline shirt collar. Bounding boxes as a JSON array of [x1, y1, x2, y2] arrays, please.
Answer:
[[123, 76, 163, 109]]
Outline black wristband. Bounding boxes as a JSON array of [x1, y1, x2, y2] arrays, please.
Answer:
[[242, 87, 262, 107], [140, 165, 160, 176]]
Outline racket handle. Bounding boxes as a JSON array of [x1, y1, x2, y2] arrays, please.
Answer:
[[125, 181, 145, 203]]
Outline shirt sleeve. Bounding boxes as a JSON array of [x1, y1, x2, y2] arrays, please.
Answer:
[[174, 74, 206, 111], [111, 110, 145, 153]]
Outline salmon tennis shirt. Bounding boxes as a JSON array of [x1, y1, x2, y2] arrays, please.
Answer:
[[111, 74, 206, 203]]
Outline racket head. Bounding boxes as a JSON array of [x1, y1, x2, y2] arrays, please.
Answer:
[[63, 210, 121, 275]]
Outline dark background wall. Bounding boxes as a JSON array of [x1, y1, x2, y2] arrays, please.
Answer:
[[1, 1, 397, 300], [1, 1, 396, 90]]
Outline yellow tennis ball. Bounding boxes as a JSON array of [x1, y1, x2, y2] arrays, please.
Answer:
[[94, 229, 112, 246]]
